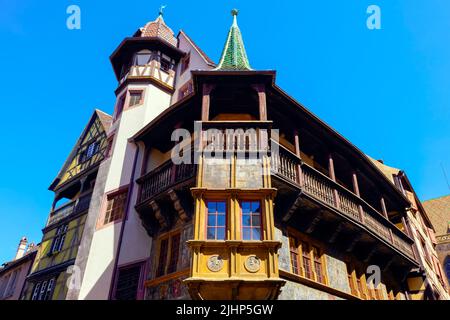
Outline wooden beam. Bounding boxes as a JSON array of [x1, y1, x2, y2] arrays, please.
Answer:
[[305, 211, 323, 234], [329, 154, 340, 209], [252, 84, 267, 121], [346, 234, 362, 253], [363, 247, 377, 263], [328, 222, 345, 244], [293, 129, 304, 186], [282, 192, 303, 222], [382, 257, 394, 272], [201, 84, 215, 121]]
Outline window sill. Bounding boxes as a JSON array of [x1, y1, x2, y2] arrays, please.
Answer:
[[144, 269, 190, 288]]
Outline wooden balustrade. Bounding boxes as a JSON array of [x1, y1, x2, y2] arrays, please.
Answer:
[[137, 160, 196, 205], [270, 151, 414, 260], [46, 192, 92, 227]]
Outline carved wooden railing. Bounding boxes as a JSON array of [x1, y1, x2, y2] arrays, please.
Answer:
[[137, 160, 196, 205], [271, 142, 299, 184], [46, 192, 92, 227], [270, 148, 415, 260]]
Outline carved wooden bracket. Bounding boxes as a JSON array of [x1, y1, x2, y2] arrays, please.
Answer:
[[168, 189, 190, 222], [150, 200, 167, 229]]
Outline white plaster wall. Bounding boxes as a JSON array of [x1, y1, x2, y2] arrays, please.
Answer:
[[79, 81, 173, 299], [78, 223, 120, 299], [172, 32, 214, 104]]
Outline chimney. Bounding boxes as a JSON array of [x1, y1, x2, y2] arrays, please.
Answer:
[[14, 237, 28, 260]]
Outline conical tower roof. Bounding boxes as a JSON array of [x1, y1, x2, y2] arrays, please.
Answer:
[[215, 9, 252, 71]]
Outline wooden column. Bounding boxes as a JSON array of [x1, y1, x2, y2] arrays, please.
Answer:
[[201, 84, 215, 121], [252, 84, 267, 121], [293, 129, 303, 186], [352, 171, 365, 223], [328, 154, 336, 181], [380, 197, 389, 219], [328, 154, 340, 208]]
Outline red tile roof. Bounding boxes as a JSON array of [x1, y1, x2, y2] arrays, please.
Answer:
[[138, 15, 177, 47]]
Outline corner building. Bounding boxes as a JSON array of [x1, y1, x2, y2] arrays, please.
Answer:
[[32, 10, 436, 300]]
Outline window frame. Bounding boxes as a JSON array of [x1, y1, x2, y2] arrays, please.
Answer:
[[154, 230, 182, 279], [128, 90, 144, 108], [205, 200, 227, 241], [100, 187, 129, 227], [180, 52, 190, 74], [287, 229, 329, 285], [113, 262, 145, 300], [50, 224, 69, 255], [240, 200, 263, 241]]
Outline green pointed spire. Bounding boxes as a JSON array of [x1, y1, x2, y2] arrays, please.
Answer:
[[215, 9, 252, 71]]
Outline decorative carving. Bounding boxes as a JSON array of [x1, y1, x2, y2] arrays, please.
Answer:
[[150, 200, 167, 229], [168, 189, 189, 222], [207, 255, 223, 272], [244, 255, 261, 273]]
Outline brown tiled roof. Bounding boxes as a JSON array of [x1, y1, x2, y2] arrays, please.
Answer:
[[139, 15, 177, 47], [178, 30, 215, 66], [423, 195, 450, 236], [95, 109, 112, 131]]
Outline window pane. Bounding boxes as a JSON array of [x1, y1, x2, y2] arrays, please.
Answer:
[[242, 227, 251, 240], [136, 53, 150, 65], [242, 215, 251, 227], [115, 266, 141, 300], [251, 201, 260, 213], [207, 227, 216, 240], [216, 227, 225, 240], [252, 215, 260, 227], [217, 214, 225, 227], [216, 201, 226, 213], [252, 228, 261, 240], [207, 202, 216, 213], [241, 201, 251, 214], [207, 215, 216, 227]]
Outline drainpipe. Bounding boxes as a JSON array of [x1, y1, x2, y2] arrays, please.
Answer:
[[108, 143, 140, 300]]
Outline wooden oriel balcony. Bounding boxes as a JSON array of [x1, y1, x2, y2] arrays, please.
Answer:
[[46, 192, 92, 227], [136, 160, 196, 207], [271, 142, 416, 262]]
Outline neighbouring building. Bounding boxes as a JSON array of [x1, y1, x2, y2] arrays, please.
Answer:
[[371, 160, 449, 299], [423, 194, 450, 288], [21, 110, 112, 300], [13, 9, 446, 300], [0, 238, 38, 300]]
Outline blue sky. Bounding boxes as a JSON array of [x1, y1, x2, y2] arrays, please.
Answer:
[[0, 0, 449, 263]]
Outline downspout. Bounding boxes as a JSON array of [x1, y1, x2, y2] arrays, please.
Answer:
[[108, 143, 140, 300]]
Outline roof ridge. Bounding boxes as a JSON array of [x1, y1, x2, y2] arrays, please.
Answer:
[[423, 194, 450, 203], [178, 30, 215, 66]]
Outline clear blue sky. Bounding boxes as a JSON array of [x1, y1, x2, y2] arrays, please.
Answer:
[[0, 0, 449, 263]]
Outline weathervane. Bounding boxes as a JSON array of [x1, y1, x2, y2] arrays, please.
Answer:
[[159, 5, 167, 17]]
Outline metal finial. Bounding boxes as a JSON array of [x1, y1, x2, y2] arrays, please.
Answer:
[[159, 5, 167, 17], [231, 9, 239, 16]]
